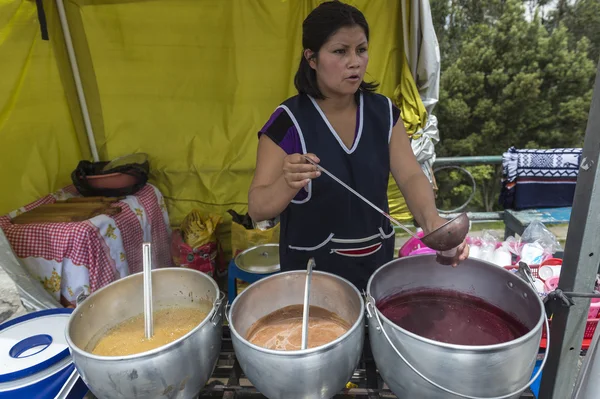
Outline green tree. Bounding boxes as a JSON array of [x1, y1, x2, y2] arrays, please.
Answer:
[[548, 0, 600, 65], [431, 0, 596, 211]]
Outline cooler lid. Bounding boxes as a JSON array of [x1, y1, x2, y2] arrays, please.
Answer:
[[0, 308, 73, 383], [235, 243, 280, 274]]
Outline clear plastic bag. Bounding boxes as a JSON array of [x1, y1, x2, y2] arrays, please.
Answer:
[[506, 221, 562, 264], [520, 221, 562, 254]]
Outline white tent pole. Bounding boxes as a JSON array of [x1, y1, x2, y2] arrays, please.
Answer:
[[56, 0, 100, 162]]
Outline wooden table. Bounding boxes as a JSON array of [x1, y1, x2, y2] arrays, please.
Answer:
[[504, 207, 572, 238]]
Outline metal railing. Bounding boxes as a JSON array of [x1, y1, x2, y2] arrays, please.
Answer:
[[391, 155, 504, 236], [433, 155, 503, 221], [434, 155, 502, 167]]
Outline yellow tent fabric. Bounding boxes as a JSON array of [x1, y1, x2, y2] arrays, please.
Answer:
[[59, 0, 405, 224], [387, 0, 430, 223], [386, 50, 429, 223], [0, 0, 431, 255], [0, 0, 84, 214]]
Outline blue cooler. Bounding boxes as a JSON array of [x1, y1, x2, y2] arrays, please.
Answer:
[[0, 308, 88, 398]]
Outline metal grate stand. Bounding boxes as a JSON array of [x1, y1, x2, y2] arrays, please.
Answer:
[[196, 326, 536, 399]]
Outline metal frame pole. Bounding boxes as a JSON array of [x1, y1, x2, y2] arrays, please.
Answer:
[[539, 61, 600, 398], [56, 0, 100, 162]]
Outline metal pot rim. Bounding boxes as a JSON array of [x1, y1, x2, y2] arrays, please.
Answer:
[[366, 254, 546, 351], [65, 267, 221, 360], [228, 270, 365, 356]]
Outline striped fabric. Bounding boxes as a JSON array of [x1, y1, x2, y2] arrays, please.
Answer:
[[500, 147, 582, 210]]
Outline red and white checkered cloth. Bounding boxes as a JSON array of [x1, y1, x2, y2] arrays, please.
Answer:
[[0, 184, 173, 306]]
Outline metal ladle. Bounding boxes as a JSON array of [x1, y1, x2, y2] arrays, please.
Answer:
[[303, 156, 469, 252], [301, 258, 316, 350], [142, 242, 153, 339]]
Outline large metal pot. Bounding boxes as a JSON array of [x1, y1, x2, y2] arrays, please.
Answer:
[[228, 270, 364, 399], [66, 268, 224, 399], [366, 256, 545, 399]]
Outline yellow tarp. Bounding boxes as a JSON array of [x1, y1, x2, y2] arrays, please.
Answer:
[[60, 0, 405, 224], [0, 0, 84, 214], [387, 48, 429, 223], [1, 0, 430, 255], [386, 0, 429, 223]]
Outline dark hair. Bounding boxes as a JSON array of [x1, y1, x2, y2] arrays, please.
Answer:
[[294, 1, 379, 99]]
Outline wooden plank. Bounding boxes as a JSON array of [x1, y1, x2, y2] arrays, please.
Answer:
[[11, 203, 121, 224], [504, 207, 571, 237], [61, 196, 124, 203], [507, 207, 572, 225]]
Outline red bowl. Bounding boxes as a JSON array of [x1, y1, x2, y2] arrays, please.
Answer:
[[85, 172, 138, 190]]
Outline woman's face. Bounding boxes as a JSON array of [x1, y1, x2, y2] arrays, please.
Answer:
[[306, 25, 369, 99]]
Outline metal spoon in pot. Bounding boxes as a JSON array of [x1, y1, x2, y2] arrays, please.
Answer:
[[301, 257, 316, 350], [303, 156, 469, 252], [142, 242, 154, 339]]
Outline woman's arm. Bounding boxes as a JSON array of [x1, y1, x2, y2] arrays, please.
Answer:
[[388, 120, 445, 234], [248, 135, 320, 222], [389, 119, 469, 266]]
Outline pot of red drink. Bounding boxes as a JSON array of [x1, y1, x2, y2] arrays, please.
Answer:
[[366, 255, 546, 399]]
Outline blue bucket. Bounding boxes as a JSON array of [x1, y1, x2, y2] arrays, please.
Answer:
[[0, 309, 88, 398]]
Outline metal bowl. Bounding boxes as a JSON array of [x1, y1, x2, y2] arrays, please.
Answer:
[[228, 270, 364, 399], [66, 268, 224, 399]]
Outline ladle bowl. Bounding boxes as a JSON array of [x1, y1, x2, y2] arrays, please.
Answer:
[[421, 212, 470, 252]]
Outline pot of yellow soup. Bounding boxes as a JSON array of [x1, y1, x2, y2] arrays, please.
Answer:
[[65, 267, 224, 399]]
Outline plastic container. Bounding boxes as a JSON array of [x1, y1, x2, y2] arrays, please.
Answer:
[[0, 309, 88, 399], [397, 231, 436, 257], [544, 276, 560, 292], [589, 298, 600, 319], [504, 264, 599, 341]]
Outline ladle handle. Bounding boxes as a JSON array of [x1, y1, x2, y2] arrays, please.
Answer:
[[143, 242, 153, 339], [303, 156, 418, 239], [301, 258, 316, 350]]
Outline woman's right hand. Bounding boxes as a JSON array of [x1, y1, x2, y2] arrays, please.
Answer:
[[283, 153, 321, 190]]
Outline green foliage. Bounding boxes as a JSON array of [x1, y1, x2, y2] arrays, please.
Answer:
[[547, 0, 600, 64], [435, 165, 500, 212], [429, 0, 598, 211]]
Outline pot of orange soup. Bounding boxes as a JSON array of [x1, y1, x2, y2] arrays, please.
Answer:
[[65, 267, 224, 399], [228, 270, 364, 399]]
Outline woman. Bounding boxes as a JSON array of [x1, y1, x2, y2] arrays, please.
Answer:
[[248, 1, 468, 290]]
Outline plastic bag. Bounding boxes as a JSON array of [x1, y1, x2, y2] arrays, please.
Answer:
[[229, 210, 280, 258], [479, 231, 499, 263], [520, 221, 562, 255], [227, 210, 278, 231], [171, 229, 215, 276], [506, 221, 562, 265], [180, 210, 221, 248], [71, 157, 149, 197], [176, 210, 222, 276], [469, 230, 498, 263]]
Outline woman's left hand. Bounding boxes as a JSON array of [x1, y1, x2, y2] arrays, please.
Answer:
[[425, 216, 470, 267], [441, 240, 470, 268]]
